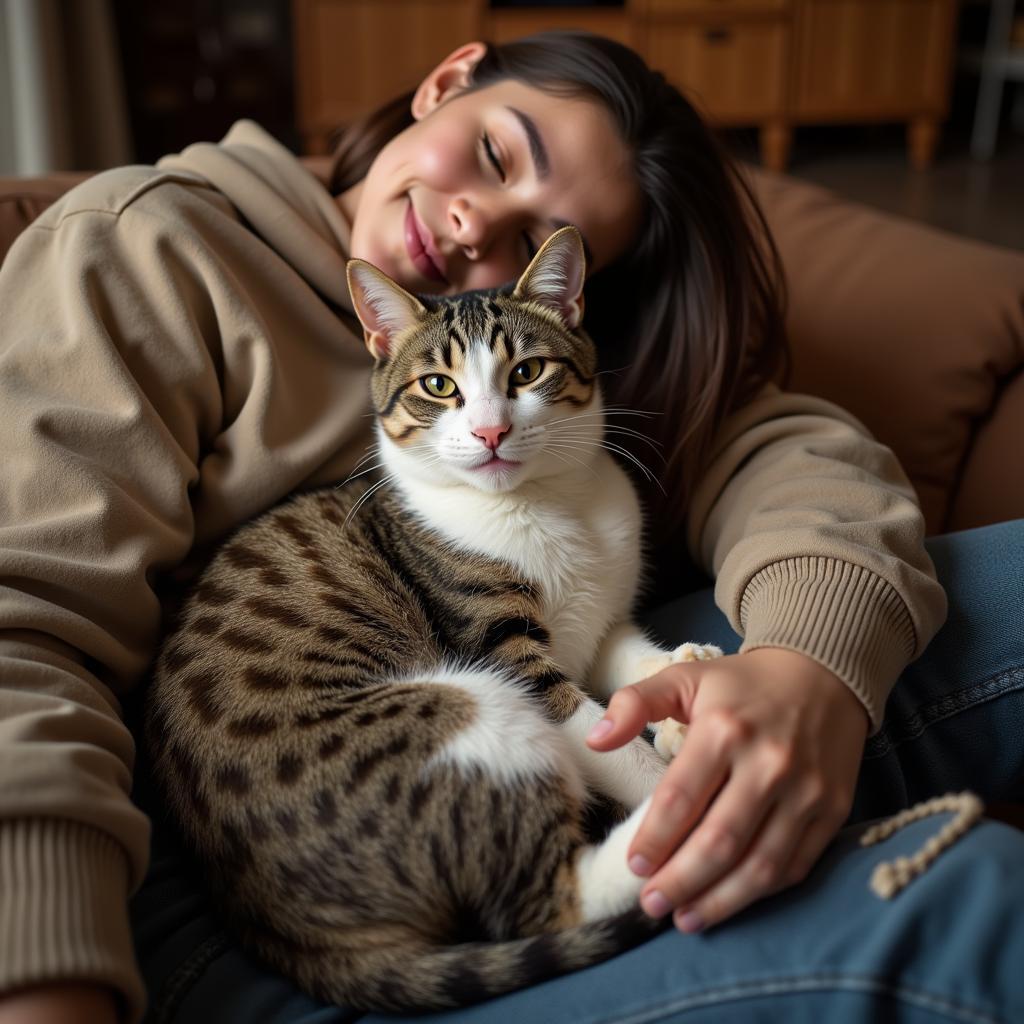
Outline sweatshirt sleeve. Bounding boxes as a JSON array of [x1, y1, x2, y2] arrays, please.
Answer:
[[0, 197, 225, 1020], [686, 384, 948, 731]]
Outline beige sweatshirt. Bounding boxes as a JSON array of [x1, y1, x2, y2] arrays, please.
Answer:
[[0, 120, 946, 1019]]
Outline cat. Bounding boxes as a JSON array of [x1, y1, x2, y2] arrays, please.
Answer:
[[144, 226, 721, 1012]]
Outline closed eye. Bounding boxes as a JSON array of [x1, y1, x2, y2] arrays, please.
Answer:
[[482, 133, 505, 183], [482, 134, 537, 261]]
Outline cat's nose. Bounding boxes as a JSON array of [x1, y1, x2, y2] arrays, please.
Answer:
[[472, 424, 511, 451]]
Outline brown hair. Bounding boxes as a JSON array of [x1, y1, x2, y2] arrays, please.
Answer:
[[330, 32, 788, 567]]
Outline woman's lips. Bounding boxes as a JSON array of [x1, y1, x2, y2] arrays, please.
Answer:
[[405, 200, 447, 284]]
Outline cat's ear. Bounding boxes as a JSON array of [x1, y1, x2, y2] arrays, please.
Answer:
[[512, 225, 586, 330], [346, 259, 427, 361]]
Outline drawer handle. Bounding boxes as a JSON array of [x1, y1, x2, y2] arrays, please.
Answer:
[[704, 27, 733, 44]]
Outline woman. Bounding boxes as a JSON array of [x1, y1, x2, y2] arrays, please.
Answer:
[[0, 31, 1021, 1024]]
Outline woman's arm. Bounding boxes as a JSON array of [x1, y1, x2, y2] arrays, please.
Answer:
[[589, 384, 947, 933], [0, 984, 118, 1024], [687, 382, 947, 729], [0, 178, 224, 1021], [1, 158, 372, 1019]]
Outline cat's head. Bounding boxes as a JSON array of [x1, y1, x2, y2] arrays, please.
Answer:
[[346, 227, 602, 494]]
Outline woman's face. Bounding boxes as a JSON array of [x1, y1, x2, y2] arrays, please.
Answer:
[[341, 45, 642, 296]]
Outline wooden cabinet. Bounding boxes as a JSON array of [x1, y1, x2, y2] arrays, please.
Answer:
[[292, 0, 959, 169], [487, 5, 634, 45], [789, 0, 957, 168], [637, 0, 958, 169], [293, 0, 485, 152], [641, 17, 791, 121], [646, 0, 789, 13]]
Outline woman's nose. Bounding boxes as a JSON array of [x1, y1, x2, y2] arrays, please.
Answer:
[[448, 197, 488, 258]]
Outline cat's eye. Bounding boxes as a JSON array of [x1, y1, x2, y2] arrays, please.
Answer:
[[420, 374, 458, 398], [510, 358, 545, 386]]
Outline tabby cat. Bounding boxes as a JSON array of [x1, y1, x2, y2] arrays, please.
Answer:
[[145, 226, 720, 1012]]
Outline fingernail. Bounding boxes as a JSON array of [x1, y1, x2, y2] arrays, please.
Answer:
[[628, 854, 652, 877], [675, 909, 705, 933], [641, 890, 671, 918], [587, 719, 613, 741]]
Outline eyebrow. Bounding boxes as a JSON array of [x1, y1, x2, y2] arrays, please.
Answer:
[[507, 106, 550, 180], [506, 106, 595, 266]]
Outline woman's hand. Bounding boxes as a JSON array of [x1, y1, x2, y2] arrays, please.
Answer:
[[587, 647, 869, 933], [0, 984, 118, 1024]]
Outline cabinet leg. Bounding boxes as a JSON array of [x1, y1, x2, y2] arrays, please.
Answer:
[[760, 122, 792, 172], [908, 117, 940, 169]]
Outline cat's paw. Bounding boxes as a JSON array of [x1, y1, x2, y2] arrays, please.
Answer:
[[650, 644, 721, 761], [669, 642, 723, 664], [652, 717, 688, 760], [636, 653, 673, 681], [634, 643, 721, 683]]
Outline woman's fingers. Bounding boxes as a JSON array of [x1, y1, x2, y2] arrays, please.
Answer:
[[671, 812, 838, 933], [585, 665, 700, 751], [632, 745, 777, 915], [584, 647, 867, 932], [626, 718, 732, 882]]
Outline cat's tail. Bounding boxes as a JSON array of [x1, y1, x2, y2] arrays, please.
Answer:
[[279, 787, 664, 1010], [303, 908, 664, 1012]]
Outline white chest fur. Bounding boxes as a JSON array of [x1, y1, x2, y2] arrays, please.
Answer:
[[394, 452, 643, 681]]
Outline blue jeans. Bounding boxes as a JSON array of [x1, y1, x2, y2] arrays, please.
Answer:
[[131, 520, 1024, 1023]]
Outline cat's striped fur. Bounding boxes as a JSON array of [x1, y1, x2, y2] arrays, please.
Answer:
[[146, 228, 704, 1011]]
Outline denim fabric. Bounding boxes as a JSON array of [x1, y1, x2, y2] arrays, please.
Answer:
[[643, 519, 1024, 824], [131, 520, 1024, 1023]]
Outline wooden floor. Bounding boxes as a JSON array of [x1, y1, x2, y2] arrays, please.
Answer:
[[726, 122, 1024, 253]]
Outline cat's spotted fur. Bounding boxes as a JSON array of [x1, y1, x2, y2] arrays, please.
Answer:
[[145, 228, 717, 1011]]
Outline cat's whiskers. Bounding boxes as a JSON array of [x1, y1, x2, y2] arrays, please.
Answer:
[[548, 405, 659, 434], [544, 406, 660, 429], [338, 442, 438, 488], [342, 457, 441, 526], [540, 443, 602, 481], [342, 475, 393, 527], [549, 425, 664, 456], [542, 437, 665, 494]]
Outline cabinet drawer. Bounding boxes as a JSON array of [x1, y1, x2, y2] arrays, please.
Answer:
[[643, 18, 789, 121], [644, 0, 789, 16], [793, 0, 956, 118], [487, 8, 633, 46]]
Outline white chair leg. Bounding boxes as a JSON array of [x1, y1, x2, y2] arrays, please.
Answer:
[[970, 0, 1017, 161], [972, 69, 1006, 160]]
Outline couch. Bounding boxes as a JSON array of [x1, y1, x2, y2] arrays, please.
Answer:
[[2, 162, 1022, 537]]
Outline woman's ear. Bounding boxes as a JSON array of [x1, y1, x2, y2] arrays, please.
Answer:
[[411, 41, 488, 120]]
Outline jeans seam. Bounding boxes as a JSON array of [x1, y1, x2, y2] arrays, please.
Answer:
[[147, 932, 229, 1024], [595, 973, 1008, 1024], [865, 665, 1024, 760]]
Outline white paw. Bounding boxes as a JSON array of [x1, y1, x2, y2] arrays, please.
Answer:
[[670, 642, 723, 664], [652, 717, 688, 760], [651, 644, 722, 760], [636, 653, 673, 680]]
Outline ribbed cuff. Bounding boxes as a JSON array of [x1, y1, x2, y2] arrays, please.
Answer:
[[0, 819, 146, 1023], [738, 557, 918, 732]]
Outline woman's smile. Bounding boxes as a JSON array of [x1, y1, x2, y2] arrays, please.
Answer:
[[341, 71, 640, 296], [405, 198, 448, 284]]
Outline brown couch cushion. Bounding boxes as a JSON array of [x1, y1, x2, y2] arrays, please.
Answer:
[[748, 167, 1024, 535], [948, 366, 1024, 532], [0, 174, 92, 266]]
